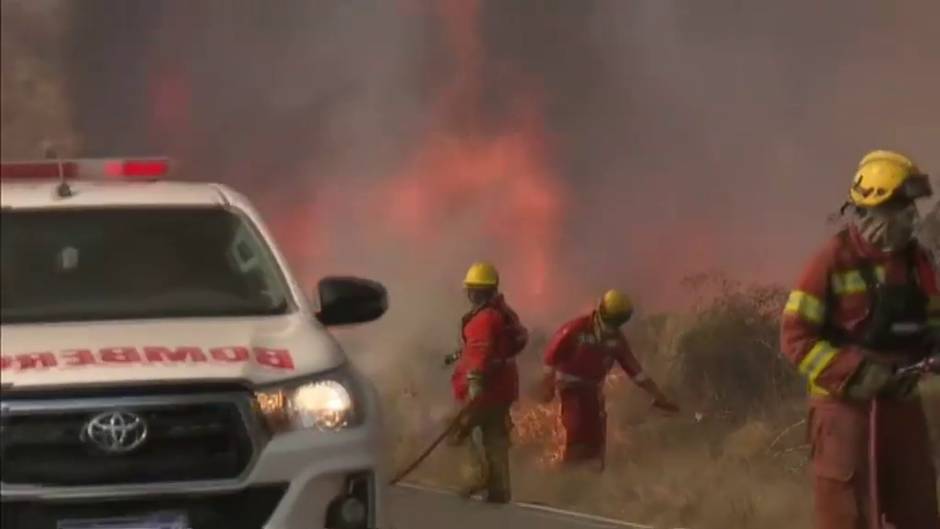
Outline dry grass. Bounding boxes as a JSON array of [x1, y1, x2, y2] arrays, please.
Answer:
[[383, 277, 938, 529], [389, 385, 814, 529]]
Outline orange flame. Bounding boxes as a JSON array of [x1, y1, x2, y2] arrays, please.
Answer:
[[372, 0, 566, 314], [512, 370, 630, 467], [266, 0, 570, 321], [511, 400, 566, 466]]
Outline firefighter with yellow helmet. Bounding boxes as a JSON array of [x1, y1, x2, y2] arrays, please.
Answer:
[[536, 289, 679, 466], [448, 262, 528, 502], [781, 150, 940, 528]]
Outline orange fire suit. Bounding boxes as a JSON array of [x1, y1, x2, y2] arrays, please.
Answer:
[[543, 312, 644, 463], [781, 226, 940, 529], [449, 294, 527, 502], [451, 294, 527, 407]]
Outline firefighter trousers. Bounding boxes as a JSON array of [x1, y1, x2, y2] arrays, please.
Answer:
[[450, 404, 512, 502], [559, 384, 606, 465], [808, 396, 939, 529]]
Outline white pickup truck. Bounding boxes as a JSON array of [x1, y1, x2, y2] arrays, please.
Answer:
[[0, 158, 389, 529]]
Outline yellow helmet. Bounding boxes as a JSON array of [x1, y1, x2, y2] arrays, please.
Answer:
[[463, 261, 499, 288], [849, 149, 931, 208], [598, 289, 633, 325]]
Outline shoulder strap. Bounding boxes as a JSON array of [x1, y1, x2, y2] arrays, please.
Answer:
[[905, 241, 921, 287]]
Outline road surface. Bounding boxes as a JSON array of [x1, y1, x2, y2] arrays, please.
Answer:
[[389, 483, 688, 529]]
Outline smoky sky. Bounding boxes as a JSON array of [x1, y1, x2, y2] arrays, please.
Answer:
[[62, 0, 940, 311]]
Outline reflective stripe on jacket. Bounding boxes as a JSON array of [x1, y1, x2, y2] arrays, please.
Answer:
[[780, 226, 940, 397], [544, 313, 642, 384]]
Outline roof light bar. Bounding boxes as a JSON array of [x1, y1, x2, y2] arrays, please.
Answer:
[[104, 159, 170, 178], [0, 157, 171, 181]]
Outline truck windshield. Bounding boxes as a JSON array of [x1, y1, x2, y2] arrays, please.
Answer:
[[1, 207, 292, 323]]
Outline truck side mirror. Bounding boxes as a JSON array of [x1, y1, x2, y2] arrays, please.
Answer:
[[316, 276, 388, 326]]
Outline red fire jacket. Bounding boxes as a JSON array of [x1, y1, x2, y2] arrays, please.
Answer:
[[543, 313, 643, 384], [780, 226, 940, 398], [451, 294, 527, 407]]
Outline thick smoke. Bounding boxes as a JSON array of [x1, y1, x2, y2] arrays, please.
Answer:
[[4, 1, 939, 523], [0, 0, 930, 382], [61, 1, 940, 313], [531, 0, 940, 305], [41, 0, 938, 392], [1, 0, 75, 156]]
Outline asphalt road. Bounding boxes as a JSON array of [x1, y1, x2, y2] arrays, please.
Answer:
[[388, 484, 679, 529]]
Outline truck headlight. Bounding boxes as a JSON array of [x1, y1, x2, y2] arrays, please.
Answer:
[[254, 371, 360, 433]]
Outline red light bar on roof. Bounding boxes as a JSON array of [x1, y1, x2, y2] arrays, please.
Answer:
[[104, 159, 170, 178], [0, 157, 170, 181]]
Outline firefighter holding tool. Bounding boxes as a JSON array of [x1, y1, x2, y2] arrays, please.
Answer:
[[780, 149, 940, 529], [536, 289, 679, 467], [448, 261, 528, 503]]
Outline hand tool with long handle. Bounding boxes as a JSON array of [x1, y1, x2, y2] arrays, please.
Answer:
[[389, 398, 477, 486]]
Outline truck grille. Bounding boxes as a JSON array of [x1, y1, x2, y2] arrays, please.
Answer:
[[0, 394, 260, 487], [1, 484, 287, 529]]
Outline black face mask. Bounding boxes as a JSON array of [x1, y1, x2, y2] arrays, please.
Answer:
[[466, 287, 495, 308], [596, 310, 631, 333]]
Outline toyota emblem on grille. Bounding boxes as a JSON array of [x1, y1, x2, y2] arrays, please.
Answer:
[[81, 410, 148, 454]]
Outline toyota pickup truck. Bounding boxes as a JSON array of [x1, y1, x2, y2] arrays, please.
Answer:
[[0, 157, 389, 529]]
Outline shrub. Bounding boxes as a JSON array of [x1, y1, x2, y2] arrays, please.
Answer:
[[675, 272, 803, 417]]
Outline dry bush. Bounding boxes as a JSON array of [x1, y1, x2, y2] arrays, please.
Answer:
[[675, 272, 803, 419]]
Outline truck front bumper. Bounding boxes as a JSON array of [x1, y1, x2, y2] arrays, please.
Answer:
[[3, 427, 387, 528], [1, 380, 390, 529]]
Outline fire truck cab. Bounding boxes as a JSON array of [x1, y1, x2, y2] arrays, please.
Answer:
[[0, 158, 389, 529]]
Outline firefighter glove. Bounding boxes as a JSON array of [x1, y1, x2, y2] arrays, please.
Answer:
[[468, 373, 485, 401], [844, 361, 895, 400]]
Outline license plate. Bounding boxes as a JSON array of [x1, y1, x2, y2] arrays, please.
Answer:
[[57, 512, 190, 529]]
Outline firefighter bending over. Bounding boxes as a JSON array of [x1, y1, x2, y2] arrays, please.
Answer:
[[449, 261, 528, 503], [780, 149, 940, 529], [536, 290, 679, 467]]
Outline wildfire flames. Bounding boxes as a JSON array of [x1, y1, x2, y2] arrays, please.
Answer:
[[254, 0, 570, 320], [373, 0, 566, 314], [377, 115, 563, 308], [511, 401, 566, 466], [512, 371, 630, 467]]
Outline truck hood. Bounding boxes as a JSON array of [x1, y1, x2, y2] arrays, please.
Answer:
[[0, 314, 346, 390]]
